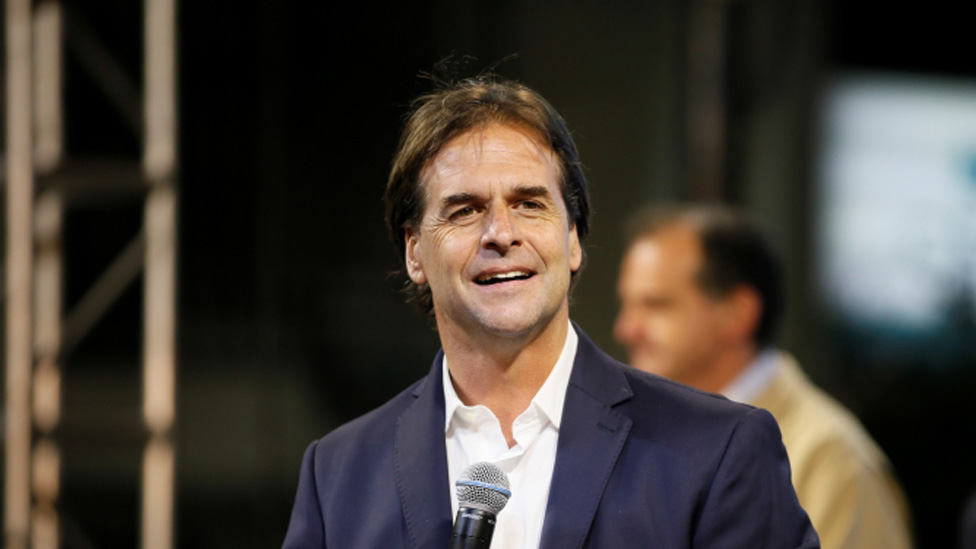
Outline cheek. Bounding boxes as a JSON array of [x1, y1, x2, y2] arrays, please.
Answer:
[[660, 306, 708, 347], [681, 304, 723, 345], [658, 318, 689, 350], [426, 229, 476, 276], [636, 312, 672, 346]]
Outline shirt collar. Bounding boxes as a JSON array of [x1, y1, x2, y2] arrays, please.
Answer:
[[443, 321, 579, 432], [721, 347, 780, 404]]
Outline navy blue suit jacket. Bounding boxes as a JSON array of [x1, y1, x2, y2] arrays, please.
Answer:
[[283, 326, 819, 548]]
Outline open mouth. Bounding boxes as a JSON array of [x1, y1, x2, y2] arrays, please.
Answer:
[[474, 271, 534, 286]]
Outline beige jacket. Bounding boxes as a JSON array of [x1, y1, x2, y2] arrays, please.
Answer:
[[752, 353, 913, 549]]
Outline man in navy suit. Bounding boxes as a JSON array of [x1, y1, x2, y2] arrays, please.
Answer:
[[283, 76, 819, 548]]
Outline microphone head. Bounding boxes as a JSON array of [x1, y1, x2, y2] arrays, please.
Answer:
[[455, 461, 512, 514]]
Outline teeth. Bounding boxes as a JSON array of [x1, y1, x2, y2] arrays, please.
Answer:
[[477, 271, 531, 284]]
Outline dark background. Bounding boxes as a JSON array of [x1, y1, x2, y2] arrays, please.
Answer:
[[4, 0, 975, 547]]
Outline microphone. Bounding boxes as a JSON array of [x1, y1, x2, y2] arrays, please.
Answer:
[[450, 461, 512, 549]]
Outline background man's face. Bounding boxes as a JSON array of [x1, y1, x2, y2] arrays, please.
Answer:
[[404, 123, 582, 341], [614, 226, 728, 386]]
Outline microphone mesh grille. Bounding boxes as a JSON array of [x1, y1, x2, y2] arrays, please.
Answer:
[[456, 461, 511, 514]]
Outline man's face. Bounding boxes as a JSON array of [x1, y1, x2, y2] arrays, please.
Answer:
[[614, 226, 730, 386], [404, 123, 582, 342]]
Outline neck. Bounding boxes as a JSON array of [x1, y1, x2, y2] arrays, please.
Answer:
[[692, 343, 758, 394], [441, 311, 570, 445]]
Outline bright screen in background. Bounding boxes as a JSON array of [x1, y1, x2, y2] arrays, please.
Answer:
[[817, 74, 976, 366]]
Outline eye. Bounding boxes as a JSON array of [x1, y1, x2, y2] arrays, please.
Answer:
[[449, 206, 477, 220], [519, 200, 543, 210], [641, 296, 673, 311]]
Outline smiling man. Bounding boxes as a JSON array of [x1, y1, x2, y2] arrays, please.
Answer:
[[283, 77, 819, 548]]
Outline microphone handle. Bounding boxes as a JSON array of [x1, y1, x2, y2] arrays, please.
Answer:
[[450, 507, 497, 549]]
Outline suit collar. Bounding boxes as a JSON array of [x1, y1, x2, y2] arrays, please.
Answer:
[[566, 322, 634, 407], [540, 324, 634, 548], [395, 351, 453, 549]]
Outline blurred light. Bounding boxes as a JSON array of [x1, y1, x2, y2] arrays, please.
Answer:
[[817, 74, 976, 359]]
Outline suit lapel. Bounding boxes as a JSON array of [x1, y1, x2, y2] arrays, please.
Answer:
[[540, 327, 634, 549], [394, 353, 453, 549]]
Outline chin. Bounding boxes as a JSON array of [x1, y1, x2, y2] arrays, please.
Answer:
[[477, 316, 543, 338], [471, 306, 556, 339], [632, 358, 668, 378]]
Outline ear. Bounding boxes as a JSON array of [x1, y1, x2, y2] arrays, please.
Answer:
[[568, 224, 582, 272], [721, 285, 762, 344], [404, 227, 427, 285]]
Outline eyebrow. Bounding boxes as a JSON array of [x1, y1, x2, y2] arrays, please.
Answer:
[[440, 192, 481, 209], [512, 185, 553, 200], [438, 185, 555, 210]]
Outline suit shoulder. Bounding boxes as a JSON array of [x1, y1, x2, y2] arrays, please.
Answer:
[[624, 363, 756, 420], [571, 330, 754, 422], [612, 364, 784, 454], [311, 375, 428, 456]]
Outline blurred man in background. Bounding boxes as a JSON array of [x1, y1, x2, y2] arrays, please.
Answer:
[[614, 203, 913, 548]]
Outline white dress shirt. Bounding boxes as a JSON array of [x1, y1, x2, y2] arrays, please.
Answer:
[[442, 322, 578, 549]]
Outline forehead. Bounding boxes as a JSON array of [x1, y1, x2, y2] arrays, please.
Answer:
[[623, 225, 704, 285], [419, 123, 561, 197]]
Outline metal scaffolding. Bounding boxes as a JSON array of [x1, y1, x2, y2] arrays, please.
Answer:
[[3, 0, 179, 547]]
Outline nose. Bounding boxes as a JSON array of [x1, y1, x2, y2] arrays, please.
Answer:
[[480, 206, 520, 254]]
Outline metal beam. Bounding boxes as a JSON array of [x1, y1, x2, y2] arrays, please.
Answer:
[[142, 0, 179, 548], [5, 0, 36, 545]]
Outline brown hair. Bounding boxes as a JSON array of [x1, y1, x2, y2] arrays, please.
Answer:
[[385, 75, 590, 315], [624, 203, 784, 347]]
